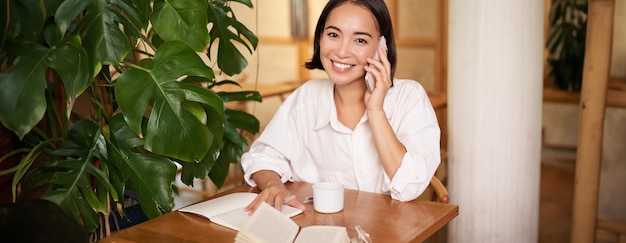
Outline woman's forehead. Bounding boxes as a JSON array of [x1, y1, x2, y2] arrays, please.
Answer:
[[324, 3, 379, 36]]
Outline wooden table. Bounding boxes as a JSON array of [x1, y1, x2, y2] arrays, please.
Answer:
[[102, 182, 458, 243]]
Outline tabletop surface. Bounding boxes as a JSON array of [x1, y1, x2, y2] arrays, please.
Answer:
[[101, 182, 458, 243]]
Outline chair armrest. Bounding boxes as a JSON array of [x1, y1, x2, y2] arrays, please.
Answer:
[[430, 176, 449, 203]]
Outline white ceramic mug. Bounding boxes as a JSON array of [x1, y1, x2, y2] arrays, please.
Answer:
[[312, 182, 344, 213]]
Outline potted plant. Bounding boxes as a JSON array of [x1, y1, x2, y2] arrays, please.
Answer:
[[546, 0, 588, 91], [0, 0, 260, 238]]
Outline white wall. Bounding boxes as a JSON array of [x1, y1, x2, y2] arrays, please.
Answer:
[[447, 0, 544, 242]]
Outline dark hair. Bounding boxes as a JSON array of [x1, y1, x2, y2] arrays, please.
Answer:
[[304, 0, 397, 79]]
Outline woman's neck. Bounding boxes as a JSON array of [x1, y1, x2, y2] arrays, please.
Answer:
[[333, 84, 366, 130]]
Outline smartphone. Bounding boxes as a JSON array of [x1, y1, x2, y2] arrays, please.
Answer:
[[365, 36, 388, 91]]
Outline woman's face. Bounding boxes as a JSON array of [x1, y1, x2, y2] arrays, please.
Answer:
[[320, 3, 380, 87]]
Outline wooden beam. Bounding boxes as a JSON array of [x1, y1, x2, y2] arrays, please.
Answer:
[[571, 1, 615, 242], [543, 78, 626, 108]]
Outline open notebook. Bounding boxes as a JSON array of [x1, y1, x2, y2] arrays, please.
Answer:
[[178, 192, 303, 231], [235, 203, 350, 243]]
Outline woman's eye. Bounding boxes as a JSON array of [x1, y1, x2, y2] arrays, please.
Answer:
[[356, 38, 368, 44], [327, 32, 339, 38]]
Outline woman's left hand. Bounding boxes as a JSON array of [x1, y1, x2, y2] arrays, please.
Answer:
[[364, 45, 392, 110]]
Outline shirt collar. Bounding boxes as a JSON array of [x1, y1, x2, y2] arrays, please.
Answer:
[[314, 79, 335, 130], [312, 78, 395, 131]]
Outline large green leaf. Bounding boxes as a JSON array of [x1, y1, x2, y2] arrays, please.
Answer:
[[206, 1, 258, 75], [226, 108, 260, 134], [50, 38, 92, 118], [152, 0, 210, 52], [57, 0, 145, 65], [111, 0, 151, 39], [107, 114, 177, 218], [0, 35, 89, 139], [55, 0, 91, 34], [208, 152, 231, 188], [178, 102, 224, 186], [179, 155, 213, 187], [218, 90, 262, 103], [115, 40, 223, 162], [0, 51, 47, 139]]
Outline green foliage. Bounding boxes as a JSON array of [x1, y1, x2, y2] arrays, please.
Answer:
[[0, 0, 261, 235], [546, 0, 588, 91]]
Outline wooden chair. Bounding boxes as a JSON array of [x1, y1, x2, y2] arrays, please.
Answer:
[[429, 148, 449, 203], [429, 176, 449, 204]]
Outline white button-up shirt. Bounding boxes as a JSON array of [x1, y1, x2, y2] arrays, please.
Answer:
[[241, 78, 440, 202]]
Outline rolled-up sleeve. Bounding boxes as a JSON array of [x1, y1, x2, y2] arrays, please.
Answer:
[[241, 143, 293, 187], [240, 86, 302, 187], [385, 84, 441, 201]]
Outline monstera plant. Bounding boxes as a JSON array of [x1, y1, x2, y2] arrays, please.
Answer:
[[0, 0, 260, 237]]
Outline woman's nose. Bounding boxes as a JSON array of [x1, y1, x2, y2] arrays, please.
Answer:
[[336, 40, 351, 58]]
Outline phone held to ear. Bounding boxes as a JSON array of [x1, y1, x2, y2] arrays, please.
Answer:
[[365, 36, 388, 92]]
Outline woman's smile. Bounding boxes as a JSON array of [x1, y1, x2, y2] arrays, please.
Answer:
[[332, 61, 355, 71]]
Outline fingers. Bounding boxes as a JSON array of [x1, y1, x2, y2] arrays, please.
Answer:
[[244, 189, 300, 215], [272, 195, 284, 211], [244, 192, 267, 215], [286, 199, 306, 211], [366, 47, 391, 88], [273, 195, 305, 212]]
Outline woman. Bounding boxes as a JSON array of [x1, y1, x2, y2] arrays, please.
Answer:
[[242, 0, 440, 213]]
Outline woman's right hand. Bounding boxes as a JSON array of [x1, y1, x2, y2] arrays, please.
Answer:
[[243, 171, 306, 214]]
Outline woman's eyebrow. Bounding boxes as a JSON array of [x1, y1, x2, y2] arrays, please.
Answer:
[[325, 25, 341, 32], [325, 25, 373, 38], [354, 31, 373, 38]]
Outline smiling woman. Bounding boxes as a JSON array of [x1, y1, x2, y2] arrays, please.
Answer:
[[240, 0, 442, 217]]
